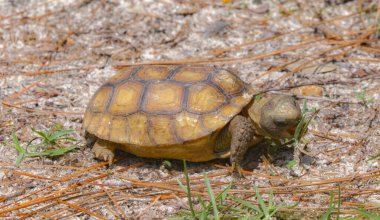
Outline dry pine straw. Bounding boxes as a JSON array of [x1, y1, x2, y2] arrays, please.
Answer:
[[1, 0, 380, 219], [0, 161, 379, 218]]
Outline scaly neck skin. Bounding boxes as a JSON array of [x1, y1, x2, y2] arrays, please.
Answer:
[[247, 97, 272, 138]]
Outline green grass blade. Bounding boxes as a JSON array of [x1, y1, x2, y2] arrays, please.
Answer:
[[49, 129, 75, 141], [368, 152, 380, 160], [11, 131, 25, 154], [269, 207, 279, 217], [229, 195, 262, 214], [294, 100, 319, 142], [31, 128, 50, 141], [337, 185, 341, 220], [268, 189, 274, 210], [15, 153, 24, 164], [197, 195, 207, 210], [320, 192, 334, 220], [26, 145, 77, 157], [199, 210, 207, 220], [300, 109, 319, 138], [216, 181, 233, 205], [176, 179, 187, 191], [204, 172, 219, 220], [11, 131, 26, 164], [182, 160, 195, 218], [302, 99, 308, 114], [355, 208, 380, 219], [255, 187, 269, 217]]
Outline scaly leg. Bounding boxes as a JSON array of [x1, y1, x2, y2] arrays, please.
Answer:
[[229, 115, 257, 177], [92, 140, 116, 165]]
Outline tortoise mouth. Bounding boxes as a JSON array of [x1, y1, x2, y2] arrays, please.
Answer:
[[287, 126, 296, 136], [258, 96, 301, 139]]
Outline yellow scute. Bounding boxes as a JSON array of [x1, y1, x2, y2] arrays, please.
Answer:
[[231, 91, 252, 107], [89, 87, 112, 113], [172, 67, 209, 82], [110, 117, 129, 143], [202, 113, 229, 131], [82, 110, 92, 129], [109, 82, 143, 115], [220, 105, 241, 118], [144, 82, 183, 113], [212, 70, 242, 94], [175, 111, 208, 141], [96, 114, 112, 140], [126, 113, 152, 146], [107, 67, 133, 83], [87, 113, 103, 137], [137, 66, 170, 80], [148, 116, 177, 145], [188, 83, 225, 113]]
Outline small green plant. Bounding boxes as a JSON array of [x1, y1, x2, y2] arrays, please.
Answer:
[[178, 160, 196, 218], [286, 160, 297, 170], [368, 152, 380, 161], [320, 192, 335, 220], [162, 160, 173, 169], [254, 94, 264, 101], [354, 208, 380, 219], [294, 100, 319, 143], [269, 100, 318, 148], [354, 88, 374, 108], [11, 125, 79, 164], [320, 185, 341, 220], [173, 161, 296, 219], [231, 187, 295, 220], [267, 99, 317, 158], [176, 160, 230, 219]]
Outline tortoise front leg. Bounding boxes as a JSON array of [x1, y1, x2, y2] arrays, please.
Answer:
[[92, 140, 116, 165], [229, 115, 261, 177]]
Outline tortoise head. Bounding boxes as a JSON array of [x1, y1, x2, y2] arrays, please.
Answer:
[[248, 95, 301, 139]]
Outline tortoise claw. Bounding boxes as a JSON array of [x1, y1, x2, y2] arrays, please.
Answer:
[[92, 141, 115, 165], [231, 162, 245, 179]]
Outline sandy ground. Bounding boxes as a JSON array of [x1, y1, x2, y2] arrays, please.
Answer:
[[0, 0, 379, 219]]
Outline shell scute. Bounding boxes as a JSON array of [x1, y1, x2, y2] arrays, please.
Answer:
[[187, 83, 225, 113], [109, 117, 129, 143], [88, 86, 113, 113], [126, 112, 151, 145], [172, 66, 211, 82], [136, 66, 171, 80], [148, 116, 178, 145], [174, 111, 208, 142], [109, 82, 143, 115], [212, 69, 243, 95], [107, 67, 134, 84], [144, 82, 183, 114]]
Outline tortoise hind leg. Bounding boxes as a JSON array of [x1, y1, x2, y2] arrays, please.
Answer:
[[92, 139, 116, 165]]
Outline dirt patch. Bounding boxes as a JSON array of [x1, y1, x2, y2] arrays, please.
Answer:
[[0, 0, 379, 219]]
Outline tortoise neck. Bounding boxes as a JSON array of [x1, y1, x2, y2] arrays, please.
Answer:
[[247, 97, 272, 138]]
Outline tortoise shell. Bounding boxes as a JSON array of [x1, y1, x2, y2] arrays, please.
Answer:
[[83, 65, 253, 147]]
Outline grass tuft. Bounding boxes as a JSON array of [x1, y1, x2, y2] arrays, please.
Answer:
[[354, 88, 374, 108], [11, 124, 79, 164], [294, 100, 319, 143], [173, 161, 296, 219]]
